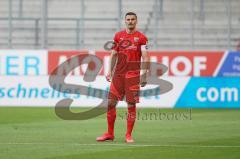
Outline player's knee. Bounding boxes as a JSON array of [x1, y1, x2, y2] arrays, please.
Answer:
[[108, 99, 118, 107], [127, 102, 136, 107]]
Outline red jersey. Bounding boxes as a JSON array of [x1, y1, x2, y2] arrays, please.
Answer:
[[113, 30, 148, 75]]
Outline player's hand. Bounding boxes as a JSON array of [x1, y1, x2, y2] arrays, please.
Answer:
[[140, 72, 147, 87], [140, 76, 147, 87], [140, 80, 147, 87], [106, 73, 112, 82]]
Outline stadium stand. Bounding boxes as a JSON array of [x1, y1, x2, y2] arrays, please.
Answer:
[[0, 0, 239, 50]]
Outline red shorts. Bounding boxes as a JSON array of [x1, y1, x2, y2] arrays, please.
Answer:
[[108, 73, 140, 103]]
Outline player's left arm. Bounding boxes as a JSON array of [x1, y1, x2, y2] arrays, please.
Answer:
[[140, 44, 149, 87]]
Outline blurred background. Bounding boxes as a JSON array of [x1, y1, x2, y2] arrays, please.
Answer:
[[0, 0, 240, 50]]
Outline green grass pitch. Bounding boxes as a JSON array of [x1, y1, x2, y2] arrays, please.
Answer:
[[0, 107, 240, 159]]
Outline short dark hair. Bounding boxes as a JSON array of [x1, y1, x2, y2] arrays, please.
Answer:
[[125, 12, 137, 19]]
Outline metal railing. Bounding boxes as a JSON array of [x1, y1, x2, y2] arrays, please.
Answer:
[[1, 0, 238, 50], [1, 17, 118, 49]]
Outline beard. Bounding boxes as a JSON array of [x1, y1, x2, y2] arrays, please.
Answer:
[[128, 25, 135, 30]]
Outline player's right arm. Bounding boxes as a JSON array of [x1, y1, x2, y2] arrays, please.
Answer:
[[106, 49, 118, 82], [106, 33, 119, 82]]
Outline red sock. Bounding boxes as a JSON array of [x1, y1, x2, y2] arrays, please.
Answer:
[[126, 106, 136, 136], [107, 105, 116, 136]]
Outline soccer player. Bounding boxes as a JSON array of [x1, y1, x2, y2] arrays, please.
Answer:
[[96, 12, 149, 143]]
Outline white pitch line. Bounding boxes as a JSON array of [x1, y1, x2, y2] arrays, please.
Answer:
[[0, 143, 240, 148]]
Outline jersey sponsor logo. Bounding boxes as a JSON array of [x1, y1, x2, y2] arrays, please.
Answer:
[[125, 45, 138, 51]]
